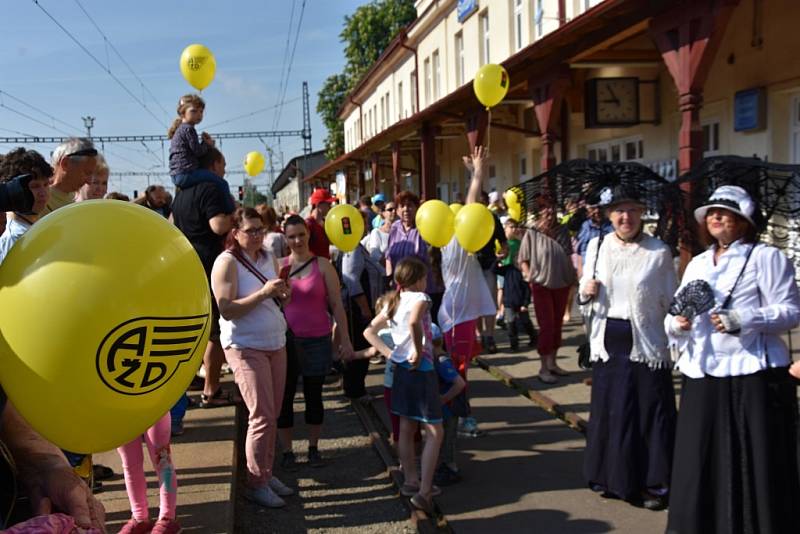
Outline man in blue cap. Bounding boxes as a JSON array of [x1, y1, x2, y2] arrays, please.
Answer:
[[371, 193, 386, 230]]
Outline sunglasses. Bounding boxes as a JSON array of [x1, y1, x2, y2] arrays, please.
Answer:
[[67, 148, 99, 158], [384, 207, 396, 212]]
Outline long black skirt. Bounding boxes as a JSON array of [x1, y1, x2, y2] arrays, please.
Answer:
[[666, 368, 800, 534], [584, 318, 677, 502]]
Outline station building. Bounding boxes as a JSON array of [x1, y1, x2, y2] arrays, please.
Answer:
[[304, 0, 800, 204]]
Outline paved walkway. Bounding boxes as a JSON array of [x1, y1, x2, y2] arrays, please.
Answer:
[[95, 387, 237, 533]]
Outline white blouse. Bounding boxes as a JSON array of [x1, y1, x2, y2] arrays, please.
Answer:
[[665, 241, 800, 378], [580, 234, 677, 368]]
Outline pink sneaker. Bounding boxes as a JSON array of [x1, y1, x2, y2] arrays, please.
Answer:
[[152, 518, 182, 534], [119, 518, 154, 534]]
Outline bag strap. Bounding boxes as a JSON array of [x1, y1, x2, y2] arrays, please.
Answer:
[[286, 256, 316, 279], [720, 243, 756, 310], [577, 231, 606, 306], [228, 249, 269, 284]]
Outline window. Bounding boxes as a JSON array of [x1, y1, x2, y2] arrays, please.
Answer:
[[519, 154, 528, 180], [432, 50, 441, 100], [455, 32, 465, 86], [514, 0, 524, 51], [410, 72, 418, 113], [373, 105, 377, 135], [702, 118, 721, 156], [380, 96, 385, 131], [534, 0, 544, 38], [587, 136, 645, 162], [479, 11, 490, 65], [397, 81, 404, 119], [385, 92, 390, 127], [423, 57, 432, 106]]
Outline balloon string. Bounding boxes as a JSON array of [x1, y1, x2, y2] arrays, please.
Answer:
[[486, 108, 492, 153]]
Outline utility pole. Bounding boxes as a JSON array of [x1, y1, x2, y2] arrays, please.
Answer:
[[82, 116, 95, 138]]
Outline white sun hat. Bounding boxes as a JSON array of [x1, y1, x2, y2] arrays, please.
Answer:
[[693, 185, 756, 226]]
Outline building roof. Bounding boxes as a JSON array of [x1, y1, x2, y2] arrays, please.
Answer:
[[308, 0, 655, 183], [271, 150, 328, 195]]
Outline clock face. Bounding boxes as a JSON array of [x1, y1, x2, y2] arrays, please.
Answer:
[[591, 78, 639, 126]]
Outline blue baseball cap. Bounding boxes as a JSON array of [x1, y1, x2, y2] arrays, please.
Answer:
[[372, 193, 386, 204]]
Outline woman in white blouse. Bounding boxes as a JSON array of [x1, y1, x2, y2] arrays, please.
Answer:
[[665, 185, 800, 534], [579, 185, 677, 511]]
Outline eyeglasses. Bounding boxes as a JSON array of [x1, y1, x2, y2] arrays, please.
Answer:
[[241, 227, 267, 237], [66, 148, 98, 158]]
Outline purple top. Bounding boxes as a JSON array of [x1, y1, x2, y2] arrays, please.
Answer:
[[386, 220, 437, 292], [169, 122, 211, 176]]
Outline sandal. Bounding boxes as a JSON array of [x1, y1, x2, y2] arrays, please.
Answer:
[[200, 387, 235, 408], [410, 493, 435, 515], [400, 484, 441, 497]]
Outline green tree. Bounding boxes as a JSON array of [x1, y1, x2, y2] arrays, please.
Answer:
[[316, 73, 350, 160], [317, 0, 417, 160]]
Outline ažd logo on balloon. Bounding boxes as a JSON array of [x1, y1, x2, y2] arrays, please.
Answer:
[[187, 56, 207, 71], [96, 315, 209, 396]]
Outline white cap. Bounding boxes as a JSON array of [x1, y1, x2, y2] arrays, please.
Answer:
[[488, 191, 500, 204]]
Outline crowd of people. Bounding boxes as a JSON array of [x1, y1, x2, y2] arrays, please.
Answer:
[[0, 92, 799, 533]]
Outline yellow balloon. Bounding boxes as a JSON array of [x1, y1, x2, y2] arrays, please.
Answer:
[[449, 203, 463, 215], [416, 200, 455, 248], [473, 63, 510, 109], [244, 151, 265, 177], [504, 187, 523, 222], [0, 201, 211, 453], [180, 44, 216, 91], [324, 204, 364, 253], [454, 203, 495, 253]]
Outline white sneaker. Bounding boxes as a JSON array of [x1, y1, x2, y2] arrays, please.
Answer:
[[243, 485, 286, 508], [268, 476, 295, 497]]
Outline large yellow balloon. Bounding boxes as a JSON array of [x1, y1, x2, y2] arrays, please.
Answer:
[[473, 63, 510, 109], [0, 201, 211, 453], [454, 203, 495, 253], [324, 204, 364, 253], [449, 203, 463, 215], [416, 200, 455, 248], [180, 44, 216, 91], [244, 151, 266, 177]]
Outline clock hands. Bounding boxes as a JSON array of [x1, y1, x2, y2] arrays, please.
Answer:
[[600, 85, 621, 105]]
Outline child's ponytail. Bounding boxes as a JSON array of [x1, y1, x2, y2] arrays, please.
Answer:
[[384, 256, 428, 320]]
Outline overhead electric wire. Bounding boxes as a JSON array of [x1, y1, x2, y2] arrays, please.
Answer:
[[72, 0, 171, 121], [204, 96, 302, 129], [272, 0, 297, 130], [31, 0, 167, 129], [273, 0, 308, 129], [0, 89, 84, 134]]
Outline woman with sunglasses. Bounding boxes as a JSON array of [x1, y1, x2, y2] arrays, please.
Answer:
[[365, 201, 397, 265], [211, 207, 294, 508]]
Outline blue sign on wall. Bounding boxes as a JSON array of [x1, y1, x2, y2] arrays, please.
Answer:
[[458, 0, 479, 23], [734, 87, 766, 132]]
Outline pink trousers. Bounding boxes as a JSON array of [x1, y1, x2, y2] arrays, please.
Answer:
[[225, 346, 287, 487], [116, 412, 177, 521]]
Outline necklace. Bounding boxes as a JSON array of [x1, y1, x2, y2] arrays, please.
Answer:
[[614, 230, 642, 244]]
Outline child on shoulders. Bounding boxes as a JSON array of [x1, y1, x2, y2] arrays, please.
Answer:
[[167, 94, 234, 212]]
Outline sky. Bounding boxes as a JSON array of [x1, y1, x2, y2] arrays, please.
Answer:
[[0, 0, 366, 197]]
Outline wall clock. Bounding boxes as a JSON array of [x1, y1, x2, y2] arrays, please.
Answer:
[[586, 77, 640, 127]]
